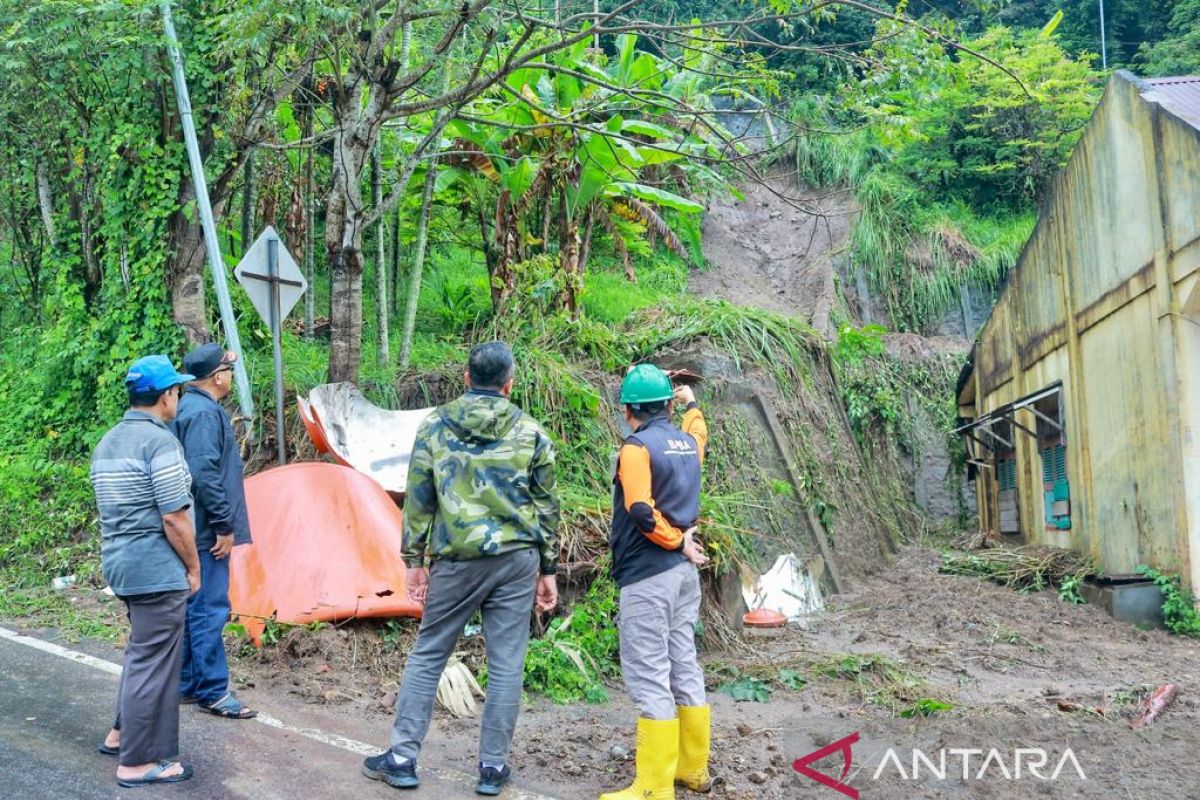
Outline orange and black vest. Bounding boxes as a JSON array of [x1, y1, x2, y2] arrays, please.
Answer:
[[610, 411, 704, 587]]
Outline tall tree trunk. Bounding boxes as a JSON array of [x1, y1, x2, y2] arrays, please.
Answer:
[[326, 123, 372, 383], [167, 180, 210, 345], [391, 19, 413, 323], [492, 189, 520, 313], [241, 154, 254, 255], [79, 169, 102, 298], [35, 159, 56, 248], [578, 203, 595, 275], [372, 146, 390, 366], [558, 192, 580, 317], [476, 205, 497, 278], [391, 202, 401, 317], [541, 191, 553, 254], [399, 160, 437, 370]]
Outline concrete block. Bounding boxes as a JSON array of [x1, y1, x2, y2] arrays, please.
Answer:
[[1080, 580, 1165, 628]]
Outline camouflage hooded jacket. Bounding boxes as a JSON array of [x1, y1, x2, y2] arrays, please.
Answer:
[[401, 390, 560, 575]]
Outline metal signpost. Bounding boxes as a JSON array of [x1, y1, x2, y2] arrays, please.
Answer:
[[235, 227, 308, 465], [160, 0, 254, 425]]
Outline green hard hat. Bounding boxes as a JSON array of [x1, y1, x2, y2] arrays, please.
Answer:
[[620, 363, 674, 404]]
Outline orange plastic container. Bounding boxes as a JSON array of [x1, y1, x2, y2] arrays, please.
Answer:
[[742, 607, 788, 628]]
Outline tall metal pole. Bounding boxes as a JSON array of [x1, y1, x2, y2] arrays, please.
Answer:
[[160, 1, 254, 425], [304, 87, 316, 341], [267, 236, 287, 465], [1098, 0, 1108, 69]]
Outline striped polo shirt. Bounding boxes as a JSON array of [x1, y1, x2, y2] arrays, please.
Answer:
[[90, 410, 193, 596]]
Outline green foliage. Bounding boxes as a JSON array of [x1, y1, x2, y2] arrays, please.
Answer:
[[941, 548, 1094, 594], [0, 587, 122, 642], [1137, 566, 1200, 637], [0, 452, 97, 587], [899, 697, 955, 718], [834, 324, 902, 443], [1058, 574, 1087, 605], [789, 14, 1093, 332], [718, 674, 773, 703], [522, 567, 620, 703], [1137, 0, 1200, 77], [831, 322, 961, 459], [812, 652, 924, 712], [859, 24, 1099, 207], [777, 668, 807, 690]]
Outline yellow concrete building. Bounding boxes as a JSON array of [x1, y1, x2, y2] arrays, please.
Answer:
[[957, 71, 1200, 586]]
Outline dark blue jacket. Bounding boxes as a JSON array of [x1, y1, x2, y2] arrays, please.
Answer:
[[169, 386, 252, 550]]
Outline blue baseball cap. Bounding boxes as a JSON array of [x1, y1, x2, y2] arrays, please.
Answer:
[[124, 355, 195, 393]]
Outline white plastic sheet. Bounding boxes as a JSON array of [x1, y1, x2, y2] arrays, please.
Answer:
[[301, 382, 434, 495], [742, 553, 825, 621]]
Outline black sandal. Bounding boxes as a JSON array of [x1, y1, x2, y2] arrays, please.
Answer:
[[198, 692, 257, 719], [116, 760, 194, 787]]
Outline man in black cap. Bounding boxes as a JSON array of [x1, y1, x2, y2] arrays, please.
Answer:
[[170, 342, 256, 719]]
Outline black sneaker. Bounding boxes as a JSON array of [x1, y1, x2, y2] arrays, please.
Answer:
[[362, 751, 420, 789], [476, 764, 511, 796]]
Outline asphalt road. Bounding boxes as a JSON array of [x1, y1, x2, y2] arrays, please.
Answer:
[[0, 629, 557, 800]]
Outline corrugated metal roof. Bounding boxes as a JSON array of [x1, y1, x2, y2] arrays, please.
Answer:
[[1144, 76, 1200, 130]]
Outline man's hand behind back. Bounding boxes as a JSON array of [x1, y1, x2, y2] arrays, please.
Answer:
[[682, 526, 709, 567], [407, 567, 429, 605], [535, 575, 558, 613], [210, 533, 234, 560]]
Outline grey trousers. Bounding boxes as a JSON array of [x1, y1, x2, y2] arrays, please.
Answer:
[[618, 561, 706, 720], [390, 547, 537, 765], [113, 590, 189, 766]]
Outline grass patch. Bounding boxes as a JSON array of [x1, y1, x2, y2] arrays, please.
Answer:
[[0, 587, 123, 642], [707, 663, 810, 704]]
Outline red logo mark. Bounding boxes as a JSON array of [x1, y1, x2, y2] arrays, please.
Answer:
[[792, 731, 860, 799]]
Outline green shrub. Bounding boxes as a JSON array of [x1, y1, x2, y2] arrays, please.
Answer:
[[1137, 565, 1200, 636]]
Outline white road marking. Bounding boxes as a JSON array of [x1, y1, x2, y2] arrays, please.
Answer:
[[0, 625, 559, 799], [0, 625, 123, 676]]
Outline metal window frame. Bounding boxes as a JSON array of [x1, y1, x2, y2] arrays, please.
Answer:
[[953, 382, 1063, 443]]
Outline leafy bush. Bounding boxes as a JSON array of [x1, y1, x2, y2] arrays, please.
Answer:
[[521, 567, 620, 703], [1137, 566, 1200, 637], [856, 22, 1099, 208], [0, 453, 97, 585], [1058, 574, 1087, 605]]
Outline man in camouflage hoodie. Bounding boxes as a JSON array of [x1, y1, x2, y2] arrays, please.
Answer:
[[363, 341, 560, 796]]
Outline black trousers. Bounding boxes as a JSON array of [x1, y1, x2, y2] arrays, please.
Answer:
[[113, 590, 188, 766]]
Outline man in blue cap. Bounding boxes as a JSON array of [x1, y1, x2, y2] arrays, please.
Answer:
[[91, 355, 199, 787], [170, 342, 256, 719]]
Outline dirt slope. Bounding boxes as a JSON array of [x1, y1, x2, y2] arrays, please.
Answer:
[[692, 178, 854, 337]]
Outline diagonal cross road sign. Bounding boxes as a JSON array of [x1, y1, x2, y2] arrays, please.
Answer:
[[235, 226, 308, 465], [235, 226, 307, 325]]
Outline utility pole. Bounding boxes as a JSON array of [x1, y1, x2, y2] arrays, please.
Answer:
[[159, 0, 255, 426], [1098, 0, 1108, 69]]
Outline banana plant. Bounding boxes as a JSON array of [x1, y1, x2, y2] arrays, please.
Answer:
[[436, 31, 755, 315]]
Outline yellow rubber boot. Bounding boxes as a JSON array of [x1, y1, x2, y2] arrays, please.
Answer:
[[675, 705, 712, 792], [599, 717, 679, 800]]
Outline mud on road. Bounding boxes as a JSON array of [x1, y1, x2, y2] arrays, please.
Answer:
[[225, 545, 1200, 799]]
